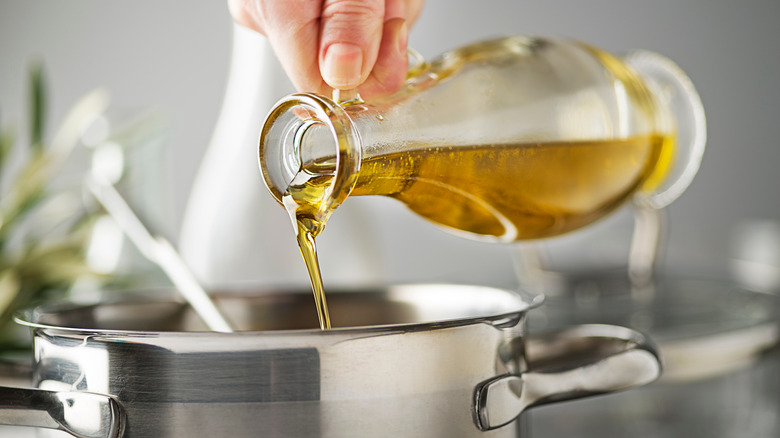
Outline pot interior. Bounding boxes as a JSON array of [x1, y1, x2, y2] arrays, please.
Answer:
[[20, 284, 538, 332]]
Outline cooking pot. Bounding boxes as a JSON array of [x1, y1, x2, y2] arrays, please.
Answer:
[[526, 274, 780, 437], [0, 284, 661, 437]]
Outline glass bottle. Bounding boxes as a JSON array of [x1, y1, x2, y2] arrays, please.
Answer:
[[258, 36, 705, 244]]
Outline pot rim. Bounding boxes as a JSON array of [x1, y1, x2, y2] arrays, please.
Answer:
[[14, 283, 544, 337]]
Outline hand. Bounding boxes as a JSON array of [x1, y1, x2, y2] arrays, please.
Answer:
[[228, 0, 424, 100]]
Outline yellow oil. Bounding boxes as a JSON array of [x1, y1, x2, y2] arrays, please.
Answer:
[[353, 135, 674, 241], [283, 176, 332, 329], [282, 134, 674, 329]]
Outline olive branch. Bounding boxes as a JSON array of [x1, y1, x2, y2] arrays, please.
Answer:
[[0, 63, 123, 349]]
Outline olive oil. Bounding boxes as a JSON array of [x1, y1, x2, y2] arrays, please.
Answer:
[[354, 135, 673, 241], [283, 172, 333, 329], [283, 134, 674, 329]]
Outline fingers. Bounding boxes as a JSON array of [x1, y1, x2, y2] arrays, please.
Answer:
[[227, 0, 426, 98], [385, 0, 424, 25], [318, 0, 424, 97], [248, 0, 328, 94], [319, 0, 386, 91], [358, 17, 409, 99], [354, 0, 424, 98], [227, 0, 261, 33]]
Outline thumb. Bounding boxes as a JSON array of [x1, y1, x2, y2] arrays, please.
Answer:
[[319, 0, 385, 90]]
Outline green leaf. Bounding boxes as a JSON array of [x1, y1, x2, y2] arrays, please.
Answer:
[[0, 149, 51, 245], [49, 87, 109, 160], [28, 61, 46, 151], [0, 269, 20, 323], [0, 123, 13, 171], [17, 240, 97, 290]]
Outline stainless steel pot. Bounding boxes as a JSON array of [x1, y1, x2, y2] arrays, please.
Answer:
[[527, 275, 780, 437], [0, 284, 661, 437]]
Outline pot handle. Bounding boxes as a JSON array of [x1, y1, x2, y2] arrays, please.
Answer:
[[473, 324, 662, 431], [0, 385, 124, 438]]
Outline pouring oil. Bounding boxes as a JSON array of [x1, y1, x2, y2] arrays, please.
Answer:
[[282, 134, 674, 329], [283, 171, 333, 329]]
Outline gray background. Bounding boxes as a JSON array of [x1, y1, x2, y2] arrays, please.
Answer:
[[1, 0, 779, 286]]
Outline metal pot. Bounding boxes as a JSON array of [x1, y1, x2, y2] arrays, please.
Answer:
[[0, 284, 661, 437], [526, 274, 780, 437]]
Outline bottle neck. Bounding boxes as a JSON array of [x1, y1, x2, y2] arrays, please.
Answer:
[[259, 93, 363, 222]]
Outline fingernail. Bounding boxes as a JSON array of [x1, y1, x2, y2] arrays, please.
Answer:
[[322, 43, 363, 89]]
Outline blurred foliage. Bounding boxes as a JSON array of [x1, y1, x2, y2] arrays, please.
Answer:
[[0, 63, 108, 350]]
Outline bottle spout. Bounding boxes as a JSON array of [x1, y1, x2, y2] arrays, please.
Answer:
[[258, 93, 362, 215], [295, 119, 339, 175]]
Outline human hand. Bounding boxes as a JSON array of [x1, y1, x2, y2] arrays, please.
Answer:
[[228, 0, 424, 100]]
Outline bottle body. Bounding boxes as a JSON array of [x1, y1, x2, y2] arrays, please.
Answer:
[[350, 135, 671, 241], [259, 36, 703, 242]]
